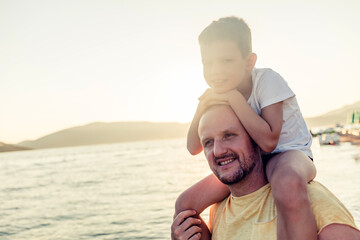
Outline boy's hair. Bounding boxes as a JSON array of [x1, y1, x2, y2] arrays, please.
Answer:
[[198, 16, 252, 57]]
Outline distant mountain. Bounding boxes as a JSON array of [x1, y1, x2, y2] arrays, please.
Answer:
[[9, 99, 360, 151], [0, 142, 31, 152], [305, 100, 360, 128], [18, 122, 190, 149]]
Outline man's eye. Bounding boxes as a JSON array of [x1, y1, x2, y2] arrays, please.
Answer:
[[224, 133, 234, 139], [204, 140, 213, 147], [223, 59, 233, 63]]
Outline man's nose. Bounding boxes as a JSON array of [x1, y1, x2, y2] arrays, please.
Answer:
[[213, 140, 227, 157]]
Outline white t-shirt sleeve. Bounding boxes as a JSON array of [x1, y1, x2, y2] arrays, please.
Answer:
[[256, 70, 295, 109]]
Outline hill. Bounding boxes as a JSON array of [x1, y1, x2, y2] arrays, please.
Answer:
[[305, 100, 360, 128], [0, 142, 31, 152], [8, 99, 360, 151], [18, 121, 190, 149]]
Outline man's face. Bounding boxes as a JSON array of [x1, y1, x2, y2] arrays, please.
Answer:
[[200, 40, 249, 94], [198, 106, 258, 185]]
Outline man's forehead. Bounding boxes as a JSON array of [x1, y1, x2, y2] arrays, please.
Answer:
[[198, 105, 243, 137]]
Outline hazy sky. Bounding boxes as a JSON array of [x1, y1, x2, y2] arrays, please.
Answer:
[[1, 0, 360, 143]]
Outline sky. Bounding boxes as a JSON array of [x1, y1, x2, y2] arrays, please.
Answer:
[[1, 0, 360, 144]]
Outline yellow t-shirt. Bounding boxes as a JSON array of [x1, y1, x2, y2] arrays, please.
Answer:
[[208, 181, 358, 240]]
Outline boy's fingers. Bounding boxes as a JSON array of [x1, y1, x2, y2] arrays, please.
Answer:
[[198, 88, 212, 101], [200, 92, 227, 105], [200, 93, 218, 105], [208, 99, 228, 106]]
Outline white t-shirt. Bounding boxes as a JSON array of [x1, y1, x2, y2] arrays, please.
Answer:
[[247, 68, 312, 158]]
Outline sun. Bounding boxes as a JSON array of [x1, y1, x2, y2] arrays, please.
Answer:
[[165, 67, 208, 123]]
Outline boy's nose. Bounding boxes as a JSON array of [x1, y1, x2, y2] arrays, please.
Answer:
[[211, 62, 223, 75]]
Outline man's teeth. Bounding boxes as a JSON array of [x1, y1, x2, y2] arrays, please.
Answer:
[[219, 159, 234, 166]]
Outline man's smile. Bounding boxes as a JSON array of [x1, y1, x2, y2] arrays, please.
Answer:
[[215, 153, 238, 166], [219, 158, 235, 166]]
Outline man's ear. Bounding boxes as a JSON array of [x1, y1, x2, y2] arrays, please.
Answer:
[[246, 53, 257, 71]]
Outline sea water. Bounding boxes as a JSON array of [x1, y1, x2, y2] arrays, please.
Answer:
[[0, 138, 359, 239]]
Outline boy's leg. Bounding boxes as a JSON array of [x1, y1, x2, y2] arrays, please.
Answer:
[[175, 173, 230, 216], [265, 150, 317, 240]]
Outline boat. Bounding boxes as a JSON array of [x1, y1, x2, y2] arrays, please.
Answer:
[[318, 133, 340, 145], [310, 110, 360, 146], [339, 124, 360, 146]]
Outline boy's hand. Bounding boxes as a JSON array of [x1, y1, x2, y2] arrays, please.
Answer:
[[198, 88, 212, 101], [210, 89, 241, 103], [198, 89, 228, 111], [188, 89, 238, 156], [171, 210, 202, 240]]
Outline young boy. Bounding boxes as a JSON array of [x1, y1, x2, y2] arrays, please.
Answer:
[[176, 17, 317, 240]]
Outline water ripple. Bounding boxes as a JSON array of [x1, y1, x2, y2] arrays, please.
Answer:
[[0, 139, 359, 239]]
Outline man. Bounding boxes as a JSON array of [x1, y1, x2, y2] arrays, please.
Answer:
[[171, 105, 360, 240]]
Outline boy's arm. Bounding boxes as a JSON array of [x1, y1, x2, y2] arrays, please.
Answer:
[[187, 107, 203, 155], [213, 90, 283, 153], [229, 90, 283, 152], [173, 174, 229, 239], [175, 174, 230, 216], [187, 89, 228, 155], [174, 176, 228, 239]]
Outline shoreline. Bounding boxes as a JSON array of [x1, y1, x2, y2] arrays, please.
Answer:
[[339, 134, 360, 146]]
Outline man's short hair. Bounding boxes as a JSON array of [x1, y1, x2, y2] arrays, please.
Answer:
[[198, 16, 252, 58], [200, 104, 259, 150]]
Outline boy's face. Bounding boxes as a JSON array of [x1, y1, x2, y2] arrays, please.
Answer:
[[201, 40, 251, 94]]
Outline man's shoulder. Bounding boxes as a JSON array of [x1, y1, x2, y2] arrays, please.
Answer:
[[208, 195, 229, 234], [209, 181, 359, 237], [307, 181, 347, 206], [209, 195, 229, 219], [307, 181, 358, 232]]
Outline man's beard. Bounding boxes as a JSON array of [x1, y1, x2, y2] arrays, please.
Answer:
[[214, 152, 257, 185]]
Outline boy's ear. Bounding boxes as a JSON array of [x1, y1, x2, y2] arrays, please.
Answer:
[[246, 53, 257, 70]]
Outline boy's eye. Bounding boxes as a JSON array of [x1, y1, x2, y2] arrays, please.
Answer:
[[223, 59, 233, 63]]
